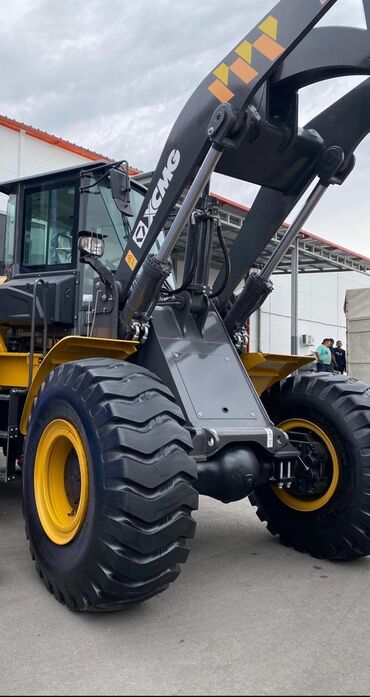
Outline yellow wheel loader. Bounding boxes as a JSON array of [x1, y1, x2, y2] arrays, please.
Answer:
[[1, 0, 370, 611]]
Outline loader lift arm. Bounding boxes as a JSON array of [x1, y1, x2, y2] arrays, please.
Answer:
[[115, 0, 339, 332], [215, 81, 370, 313], [113, 0, 370, 345]]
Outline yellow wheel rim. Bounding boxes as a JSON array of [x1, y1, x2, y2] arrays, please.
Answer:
[[273, 419, 340, 512], [34, 419, 89, 545]]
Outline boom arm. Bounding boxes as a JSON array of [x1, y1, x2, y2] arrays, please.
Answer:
[[214, 75, 370, 310], [272, 0, 370, 93], [216, 74, 370, 328], [115, 0, 337, 302], [212, 3, 370, 307]]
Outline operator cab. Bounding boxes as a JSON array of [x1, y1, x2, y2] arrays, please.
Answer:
[[0, 161, 150, 351]]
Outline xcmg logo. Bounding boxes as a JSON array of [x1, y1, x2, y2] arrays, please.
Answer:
[[133, 149, 181, 249]]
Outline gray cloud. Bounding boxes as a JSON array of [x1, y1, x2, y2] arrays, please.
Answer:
[[0, 0, 370, 254]]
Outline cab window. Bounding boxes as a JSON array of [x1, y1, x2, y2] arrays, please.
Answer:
[[85, 178, 130, 272], [82, 177, 132, 300], [81, 181, 169, 303], [22, 183, 77, 268], [0, 192, 15, 274], [4, 193, 16, 268]]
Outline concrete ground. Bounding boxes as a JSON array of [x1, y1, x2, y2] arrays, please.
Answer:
[[1, 479, 370, 697]]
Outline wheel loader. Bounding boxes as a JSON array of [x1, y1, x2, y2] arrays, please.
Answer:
[[1, 0, 370, 612]]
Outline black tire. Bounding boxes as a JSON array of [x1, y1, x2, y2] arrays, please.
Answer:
[[23, 358, 198, 611], [251, 373, 370, 561]]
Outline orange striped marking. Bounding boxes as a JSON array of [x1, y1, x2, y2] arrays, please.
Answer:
[[208, 79, 234, 103], [253, 34, 284, 61], [230, 58, 258, 85]]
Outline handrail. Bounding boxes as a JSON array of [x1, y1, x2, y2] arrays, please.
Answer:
[[28, 279, 48, 387]]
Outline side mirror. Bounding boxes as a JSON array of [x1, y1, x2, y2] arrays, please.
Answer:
[[78, 232, 105, 258], [110, 168, 133, 217]]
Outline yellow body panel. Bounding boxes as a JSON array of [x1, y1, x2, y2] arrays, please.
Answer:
[[0, 352, 42, 387], [0, 326, 7, 352], [241, 352, 314, 395], [20, 336, 137, 435]]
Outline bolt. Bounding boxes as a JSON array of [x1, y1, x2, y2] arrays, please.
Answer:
[[208, 127, 215, 136], [208, 437, 215, 448], [174, 353, 179, 359], [199, 412, 203, 417]]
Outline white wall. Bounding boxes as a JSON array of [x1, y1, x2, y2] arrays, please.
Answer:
[[0, 126, 91, 212], [250, 270, 370, 354], [175, 260, 370, 355]]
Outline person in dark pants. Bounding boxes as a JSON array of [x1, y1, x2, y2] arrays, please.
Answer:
[[315, 339, 333, 372], [333, 340, 347, 374], [329, 338, 338, 372]]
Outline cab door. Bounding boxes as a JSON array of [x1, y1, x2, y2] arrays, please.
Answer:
[[0, 177, 80, 333]]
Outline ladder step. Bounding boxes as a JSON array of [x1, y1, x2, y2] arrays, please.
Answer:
[[0, 394, 10, 402], [0, 430, 8, 440]]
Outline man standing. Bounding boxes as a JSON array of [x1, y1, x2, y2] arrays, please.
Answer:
[[329, 338, 338, 372], [333, 340, 347, 374], [315, 339, 333, 373]]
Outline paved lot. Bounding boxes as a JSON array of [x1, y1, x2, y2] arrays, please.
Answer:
[[1, 478, 370, 696]]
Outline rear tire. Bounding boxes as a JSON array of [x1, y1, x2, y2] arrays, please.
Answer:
[[251, 374, 370, 560], [23, 358, 198, 611]]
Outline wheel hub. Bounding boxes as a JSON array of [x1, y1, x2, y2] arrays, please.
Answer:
[[64, 452, 82, 512], [273, 419, 340, 512], [291, 437, 328, 496]]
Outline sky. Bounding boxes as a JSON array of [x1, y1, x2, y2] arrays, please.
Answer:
[[0, 0, 370, 255]]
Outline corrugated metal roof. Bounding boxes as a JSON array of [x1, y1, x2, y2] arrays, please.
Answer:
[[213, 193, 370, 275]]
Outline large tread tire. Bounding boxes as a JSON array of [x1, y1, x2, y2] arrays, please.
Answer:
[[23, 358, 198, 612], [251, 373, 370, 561]]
